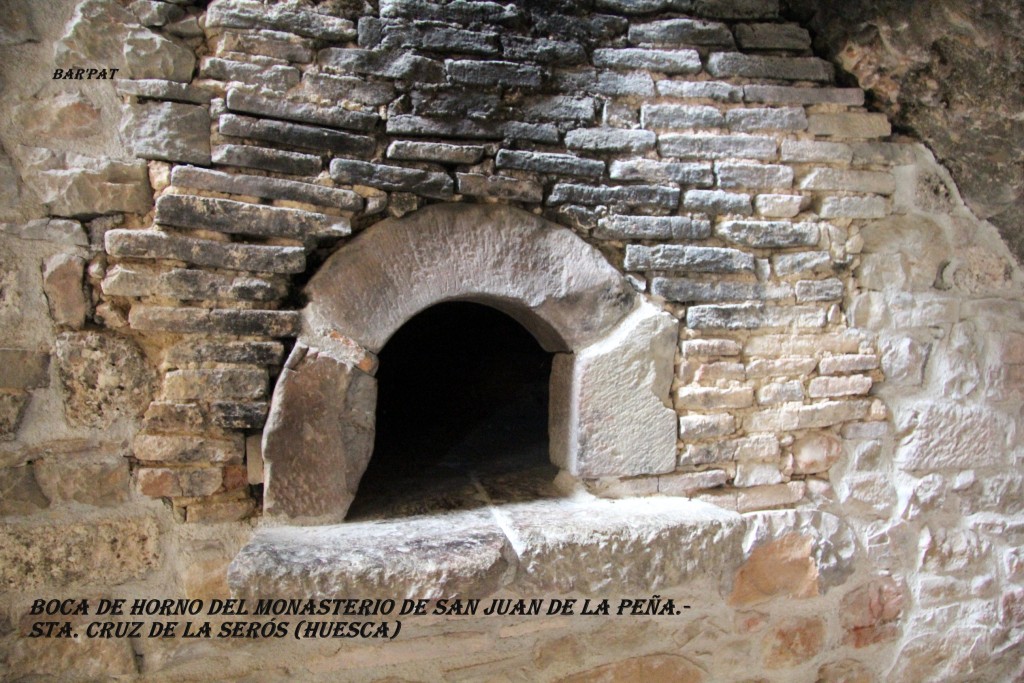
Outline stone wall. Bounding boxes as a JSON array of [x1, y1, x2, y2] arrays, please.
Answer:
[[0, 0, 1022, 680]]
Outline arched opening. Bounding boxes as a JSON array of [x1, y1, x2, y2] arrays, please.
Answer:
[[347, 302, 555, 520]]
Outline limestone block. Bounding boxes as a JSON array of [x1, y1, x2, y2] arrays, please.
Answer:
[[389, 141, 484, 165], [54, 331, 155, 429], [128, 306, 301, 336], [0, 349, 50, 389], [138, 466, 222, 497], [564, 127, 656, 153], [31, 154, 151, 218], [130, 0, 185, 27], [628, 18, 734, 47], [684, 188, 753, 215], [746, 85, 863, 105], [123, 28, 195, 82], [896, 402, 1010, 472], [200, 58, 300, 90], [716, 220, 819, 248], [122, 101, 210, 165], [329, 159, 454, 199], [1, 218, 89, 246], [106, 229, 306, 273], [220, 113, 374, 157], [497, 150, 604, 178], [550, 302, 678, 478], [657, 79, 743, 100], [319, 48, 444, 82], [610, 158, 713, 185], [762, 616, 825, 668], [595, 215, 711, 240], [33, 455, 130, 507], [791, 433, 842, 474], [642, 103, 724, 129], [594, 48, 701, 74], [207, 0, 356, 41], [736, 22, 811, 50], [659, 133, 776, 160], [725, 107, 807, 132], [211, 143, 321, 176], [560, 655, 705, 683], [0, 392, 29, 440], [729, 533, 819, 606], [547, 183, 678, 210], [156, 194, 350, 239], [625, 244, 755, 272], [717, 162, 794, 190], [302, 72, 396, 106], [447, 59, 545, 87], [456, 173, 543, 203], [215, 29, 314, 63], [7, 627, 137, 679], [707, 53, 833, 81], [502, 35, 586, 63], [42, 253, 89, 329], [382, 24, 500, 56], [226, 88, 378, 132], [171, 166, 362, 210], [0, 465, 50, 515]]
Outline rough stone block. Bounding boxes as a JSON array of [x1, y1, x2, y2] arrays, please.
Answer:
[[386, 115, 558, 143], [199, 57, 300, 90], [716, 220, 819, 247], [820, 195, 888, 219], [781, 139, 853, 164], [548, 183, 679, 210], [219, 113, 375, 157], [156, 194, 350, 240], [0, 392, 29, 440], [595, 215, 711, 240], [496, 150, 604, 178], [447, 59, 545, 87], [680, 338, 743, 357], [0, 350, 50, 390], [652, 277, 790, 303], [790, 433, 842, 474], [0, 218, 87, 247], [707, 53, 833, 81], [520, 95, 596, 123], [800, 168, 896, 195], [165, 340, 285, 366], [42, 254, 89, 329], [329, 159, 454, 199], [819, 354, 880, 375], [122, 101, 210, 165], [388, 141, 485, 164], [501, 35, 587, 63], [116, 78, 213, 104], [171, 166, 363, 211], [735, 23, 811, 50], [746, 399, 870, 431], [300, 73, 396, 106], [163, 368, 268, 401], [849, 142, 916, 166], [456, 173, 543, 203], [677, 385, 754, 411], [745, 357, 818, 379], [725, 107, 806, 131], [129, 306, 300, 337], [628, 18, 734, 47], [320, 48, 446, 81], [755, 193, 804, 217], [138, 466, 223, 497], [808, 375, 872, 398], [773, 251, 833, 276], [757, 380, 804, 404], [689, 0, 779, 19], [656, 79, 743, 101], [381, 23, 500, 56], [808, 113, 891, 139], [124, 27, 196, 82], [207, 0, 356, 41], [565, 127, 656, 153], [684, 188, 753, 215], [593, 48, 701, 74], [610, 158, 713, 185], [212, 144, 321, 176], [659, 469, 730, 495], [210, 401, 269, 429], [687, 303, 826, 330], [379, 0, 521, 25], [225, 88, 378, 132], [744, 85, 864, 105], [593, 69, 657, 97], [796, 278, 844, 302], [678, 413, 736, 439], [134, 433, 244, 464], [551, 303, 678, 477], [736, 481, 805, 511], [717, 162, 794, 189], [32, 157, 152, 218], [0, 464, 48, 515], [626, 244, 755, 272], [659, 133, 776, 160], [215, 29, 315, 63], [105, 229, 306, 274], [642, 104, 724, 129]]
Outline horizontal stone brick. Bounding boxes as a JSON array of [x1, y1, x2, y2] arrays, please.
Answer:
[[743, 85, 863, 105], [206, 0, 356, 41], [496, 150, 604, 178], [547, 183, 679, 209], [609, 159, 713, 185], [687, 303, 826, 329], [737, 481, 805, 511], [849, 142, 916, 166], [746, 332, 862, 357], [808, 375, 873, 398], [456, 173, 543, 202], [164, 341, 285, 366], [379, 0, 521, 25], [328, 159, 454, 199], [725, 107, 806, 132], [565, 127, 656, 153], [300, 73, 397, 106], [105, 230, 306, 273], [757, 380, 804, 405], [0, 350, 49, 390], [679, 339, 742, 357], [318, 48, 445, 82], [717, 162, 794, 190], [677, 385, 754, 410], [520, 95, 597, 123], [138, 467, 223, 497], [841, 421, 888, 440], [808, 113, 891, 139], [684, 188, 752, 215], [128, 306, 301, 337], [593, 48, 701, 74], [689, 0, 779, 19], [707, 53, 833, 81], [447, 59, 545, 87], [594, 215, 712, 240], [755, 194, 804, 218], [716, 220, 819, 247], [819, 195, 888, 219], [164, 368, 267, 401], [101, 265, 287, 302], [155, 194, 351, 239], [735, 23, 811, 50], [0, 218, 88, 247], [381, 23, 501, 56], [744, 357, 818, 379], [134, 433, 243, 464], [553, 69, 656, 97], [116, 79, 213, 104], [215, 29, 315, 63], [225, 88, 378, 132], [642, 104, 724, 129], [780, 139, 853, 163], [678, 413, 736, 440], [745, 399, 870, 431], [656, 79, 743, 101], [652, 277, 790, 303], [733, 461, 784, 487], [658, 133, 776, 160], [628, 18, 734, 47], [171, 166, 363, 211], [681, 434, 778, 466], [818, 354, 879, 375], [219, 114, 375, 157], [799, 168, 896, 195], [200, 57, 301, 90], [659, 469, 729, 495], [501, 35, 587, 64], [388, 141, 485, 164], [796, 278, 844, 302], [385, 115, 559, 143], [210, 401, 270, 429], [123, 101, 211, 165], [773, 251, 833, 276], [626, 245, 755, 272], [212, 144, 321, 176]]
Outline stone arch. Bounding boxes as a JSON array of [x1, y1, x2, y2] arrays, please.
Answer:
[[262, 203, 679, 524]]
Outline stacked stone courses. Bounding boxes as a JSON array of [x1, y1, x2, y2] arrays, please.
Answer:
[[96, 0, 910, 519]]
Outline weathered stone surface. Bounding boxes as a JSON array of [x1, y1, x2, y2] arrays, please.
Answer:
[[717, 162, 794, 189], [642, 104, 724, 129], [0, 392, 29, 440], [707, 53, 833, 81], [0, 465, 49, 515], [123, 101, 211, 165], [896, 402, 1011, 472], [551, 303, 678, 477], [625, 245, 755, 272], [726, 106, 807, 131], [659, 469, 730, 495], [565, 127, 656, 153], [762, 616, 826, 668], [230, 510, 511, 598], [610, 159, 713, 185], [659, 133, 776, 160], [800, 168, 896, 195], [657, 79, 743, 101], [791, 433, 842, 474], [594, 215, 711, 240], [156, 194, 351, 240], [496, 150, 604, 178], [653, 277, 789, 303], [33, 454, 130, 507], [388, 141, 484, 164], [42, 254, 88, 330], [379, 0, 521, 25], [106, 229, 306, 274], [560, 654, 705, 683], [7, 618, 137, 678], [677, 386, 755, 412], [30, 155, 152, 218], [730, 532, 818, 605], [300, 73, 397, 107], [134, 433, 244, 464], [116, 78, 213, 104], [594, 48, 701, 74], [381, 23, 500, 56], [520, 95, 597, 123], [629, 18, 734, 47], [163, 368, 267, 401], [225, 88, 378, 132], [687, 303, 826, 330], [795, 278, 844, 302], [781, 139, 852, 163], [387, 115, 559, 143], [0, 218, 88, 247], [200, 57, 301, 90], [755, 193, 804, 218], [773, 251, 833, 276], [206, 0, 356, 41], [447, 59, 545, 87], [736, 23, 811, 50], [456, 173, 543, 203], [808, 113, 891, 139], [0, 513, 159, 590], [684, 189, 752, 215], [502, 35, 586, 64], [122, 27, 196, 82], [54, 332, 155, 428], [319, 47, 444, 82], [212, 144, 322, 176], [329, 159, 454, 199], [716, 220, 819, 247], [210, 401, 269, 429], [165, 341, 284, 367], [138, 466, 222, 497], [171, 166, 364, 211], [215, 29, 315, 63], [548, 183, 679, 210], [0, 350, 49, 390], [129, 306, 301, 337], [744, 84, 864, 105], [219, 113, 375, 158]]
